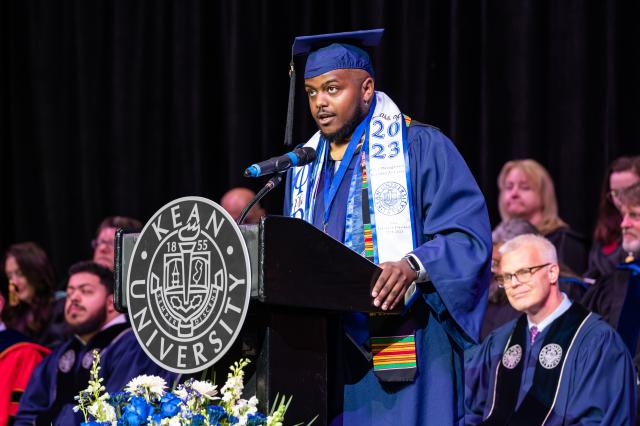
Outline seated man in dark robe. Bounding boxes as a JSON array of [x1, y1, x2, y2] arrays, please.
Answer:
[[582, 183, 640, 399], [15, 261, 179, 425], [466, 234, 636, 425]]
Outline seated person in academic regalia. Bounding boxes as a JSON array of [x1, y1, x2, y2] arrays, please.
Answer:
[[15, 261, 179, 426], [496, 159, 589, 275], [583, 183, 640, 382], [585, 156, 640, 281], [91, 216, 143, 271], [466, 234, 637, 425], [3, 242, 68, 348], [482, 220, 588, 341], [0, 274, 50, 425]]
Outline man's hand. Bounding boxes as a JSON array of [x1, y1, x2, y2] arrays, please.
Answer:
[[371, 260, 416, 311]]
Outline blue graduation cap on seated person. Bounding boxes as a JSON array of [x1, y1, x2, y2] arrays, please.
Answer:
[[283, 29, 384, 146]]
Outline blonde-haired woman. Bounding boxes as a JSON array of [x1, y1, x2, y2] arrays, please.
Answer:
[[497, 159, 588, 275]]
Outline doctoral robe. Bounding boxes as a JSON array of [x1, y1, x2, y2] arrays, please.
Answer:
[[15, 324, 178, 425], [465, 312, 637, 425]]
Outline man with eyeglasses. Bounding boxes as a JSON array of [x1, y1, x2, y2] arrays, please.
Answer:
[[91, 216, 142, 270], [465, 234, 636, 425], [583, 182, 640, 413]]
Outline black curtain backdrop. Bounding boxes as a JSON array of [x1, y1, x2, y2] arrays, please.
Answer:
[[2, 0, 639, 281]]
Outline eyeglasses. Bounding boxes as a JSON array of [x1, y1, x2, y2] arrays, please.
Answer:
[[494, 263, 551, 288], [608, 181, 640, 200], [91, 238, 115, 249], [622, 210, 640, 222]]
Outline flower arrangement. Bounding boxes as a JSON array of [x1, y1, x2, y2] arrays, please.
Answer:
[[75, 351, 295, 426]]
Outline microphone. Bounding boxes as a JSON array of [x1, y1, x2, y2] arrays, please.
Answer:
[[244, 147, 316, 177], [237, 173, 284, 225]]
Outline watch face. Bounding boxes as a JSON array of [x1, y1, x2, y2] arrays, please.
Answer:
[[405, 256, 419, 272]]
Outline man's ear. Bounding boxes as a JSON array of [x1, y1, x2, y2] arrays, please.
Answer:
[[548, 263, 560, 283], [106, 293, 116, 314], [362, 76, 375, 104]]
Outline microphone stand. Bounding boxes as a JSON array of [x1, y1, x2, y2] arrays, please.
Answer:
[[237, 173, 284, 225]]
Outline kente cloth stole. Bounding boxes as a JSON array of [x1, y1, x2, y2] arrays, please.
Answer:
[[616, 261, 640, 356], [358, 135, 420, 382], [51, 323, 131, 419], [481, 304, 591, 426], [289, 92, 419, 382]]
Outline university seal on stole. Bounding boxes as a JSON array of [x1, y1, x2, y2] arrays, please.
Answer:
[[127, 197, 251, 373], [501, 344, 522, 369], [374, 181, 408, 216], [539, 343, 563, 370]]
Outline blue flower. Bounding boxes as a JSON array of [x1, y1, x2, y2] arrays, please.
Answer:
[[228, 415, 239, 425], [160, 392, 180, 404], [207, 405, 227, 423], [160, 396, 180, 418], [247, 412, 268, 426], [150, 413, 164, 425], [123, 396, 154, 425], [191, 414, 206, 425]]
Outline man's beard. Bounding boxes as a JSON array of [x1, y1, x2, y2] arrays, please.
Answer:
[[622, 235, 640, 256], [68, 305, 108, 337], [320, 104, 365, 142]]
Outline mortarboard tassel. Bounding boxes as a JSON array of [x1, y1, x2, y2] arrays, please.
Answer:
[[284, 61, 296, 146]]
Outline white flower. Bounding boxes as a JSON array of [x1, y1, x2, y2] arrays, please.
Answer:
[[168, 416, 182, 426], [221, 375, 244, 404], [125, 375, 166, 397], [87, 400, 116, 422], [174, 388, 188, 399], [191, 380, 218, 398], [247, 396, 259, 410]]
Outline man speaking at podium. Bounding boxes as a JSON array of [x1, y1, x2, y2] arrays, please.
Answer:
[[283, 30, 492, 425]]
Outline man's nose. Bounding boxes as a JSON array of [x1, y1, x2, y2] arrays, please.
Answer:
[[314, 92, 329, 109]]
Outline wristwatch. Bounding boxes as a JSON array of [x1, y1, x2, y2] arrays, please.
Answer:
[[403, 255, 421, 281]]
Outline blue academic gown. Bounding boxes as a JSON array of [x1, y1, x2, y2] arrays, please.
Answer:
[[15, 326, 179, 425], [465, 313, 638, 425], [284, 124, 492, 425]]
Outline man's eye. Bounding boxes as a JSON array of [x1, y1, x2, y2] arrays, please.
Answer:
[[327, 86, 338, 94], [306, 89, 316, 97]]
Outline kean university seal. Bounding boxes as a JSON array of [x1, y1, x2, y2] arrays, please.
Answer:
[[127, 196, 251, 373]]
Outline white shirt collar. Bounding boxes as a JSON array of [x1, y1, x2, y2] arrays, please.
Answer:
[[527, 292, 572, 333], [100, 313, 127, 331], [0, 322, 6, 333]]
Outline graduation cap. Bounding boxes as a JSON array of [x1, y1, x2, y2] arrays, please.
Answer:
[[284, 29, 384, 146]]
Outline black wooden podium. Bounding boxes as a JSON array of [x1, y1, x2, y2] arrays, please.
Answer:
[[115, 215, 383, 424], [238, 215, 382, 424]]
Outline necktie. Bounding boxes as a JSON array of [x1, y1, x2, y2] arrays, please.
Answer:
[[530, 325, 539, 345]]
